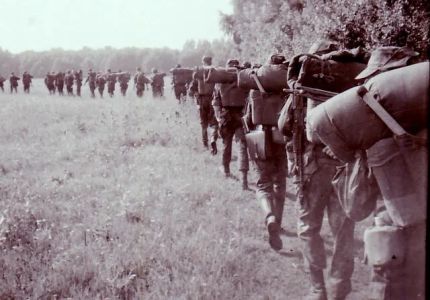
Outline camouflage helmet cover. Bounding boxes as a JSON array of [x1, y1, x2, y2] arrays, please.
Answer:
[[355, 46, 419, 80]]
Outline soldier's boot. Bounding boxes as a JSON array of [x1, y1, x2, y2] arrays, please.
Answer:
[[211, 141, 218, 155], [266, 214, 282, 251], [241, 171, 248, 190], [221, 164, 231, 177], [305, 268, 327, 300]]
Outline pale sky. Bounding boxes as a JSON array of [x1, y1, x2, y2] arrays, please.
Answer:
[[0, 0, 233, 53]]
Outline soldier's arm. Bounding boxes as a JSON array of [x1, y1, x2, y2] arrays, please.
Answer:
[[212, 85, 222, 122]]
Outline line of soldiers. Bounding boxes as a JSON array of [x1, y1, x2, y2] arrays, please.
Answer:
[[185, 44, 426, 300], [0, 72, 33, 93]]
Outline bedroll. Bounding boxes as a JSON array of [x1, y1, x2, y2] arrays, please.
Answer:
[[204, 67, 237, 84], [170, 68, 193, 85], [238, 64, 288, 92], [306, 62, 429, 162]]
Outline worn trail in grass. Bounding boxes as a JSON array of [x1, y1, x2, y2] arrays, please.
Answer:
[[0, 81, 371, 299]]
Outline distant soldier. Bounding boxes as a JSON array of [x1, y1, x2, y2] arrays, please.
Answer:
[[74, 69, 83, 96], [150, 68, 165, 98], [0, 75, 5, 92], [212, 59, 249, 189], [117, 70, 131, 96], [84, 69, 97, 98], [9, 72, 20, 93], [134, 67, 150, 98], [191, 56, 218, 154], [64, 70, 74, 96], [22, 71, 33, 93], [55, 72, 65, 95], [106, 69, 117, 97], [171, 64, 189, 103], [96, 72, 106, 98], [44, 72, 56, 94]]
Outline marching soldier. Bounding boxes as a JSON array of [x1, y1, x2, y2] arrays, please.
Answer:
[[9, 72, 20, 93], [134, 67, 149, 98], [96, 72, 106, 98], [117, 70, 131, 96], [353, 47, 425, 300], [22, 71, 33, 93], [192, 56, 218, 154], [106, 69, 117, 97], [284, 41, 355, 300], [65, 70, 75, 96], [55, 72, 65, 96], [45, 72, 56, 94], [243, 54, 287, 252], [150, 68, 165, 98], [85, 69, 97, 98], [171, 64, 188, 103], [74, 70, 83, 97], [212, 59, 249, 190], [0, 75, 6, 92]]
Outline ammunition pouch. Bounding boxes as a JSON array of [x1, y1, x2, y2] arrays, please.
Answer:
[[246, 126, 286, 161], [245, 129, 267, 161]]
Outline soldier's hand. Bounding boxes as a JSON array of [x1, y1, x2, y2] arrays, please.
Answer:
[[322, 146, 338, 160]]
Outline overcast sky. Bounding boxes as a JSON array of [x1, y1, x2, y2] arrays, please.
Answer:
[[0, 0, 233, 53]]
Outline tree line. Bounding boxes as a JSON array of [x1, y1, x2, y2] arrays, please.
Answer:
[[0, 39, 235, 78], [219, 0, 429, 62]]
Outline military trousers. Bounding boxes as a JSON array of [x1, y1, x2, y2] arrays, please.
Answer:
[[219, 108, 249, 172], [295, 154, 355, 299], [120, 83, 128, 96], [174, 84, 187, 101], [254, 142, 287, 226], [197, 95, 218, 146]]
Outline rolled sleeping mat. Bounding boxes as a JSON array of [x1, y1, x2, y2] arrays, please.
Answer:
[[238, 64, 288, 92], [171, 68, 193, 85], [204, 67, 237, 84], [306, 62, 429, 162]]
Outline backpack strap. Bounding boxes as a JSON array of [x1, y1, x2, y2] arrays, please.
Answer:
[[357, 86, 427, 147]]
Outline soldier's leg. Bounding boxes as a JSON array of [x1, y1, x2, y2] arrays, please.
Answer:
[[199, 101, 209, 147], [220, 125, 234, 175], [271, 143, 287, 226], [235, 126, 250, 189], [296, 166, 331, 299], [208, 104, 218, 155], [254, 158, 283, 250], [325, 166, 355, 299]]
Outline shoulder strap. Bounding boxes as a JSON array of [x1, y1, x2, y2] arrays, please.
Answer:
[[358, 86, 427, 147], [358, 86, 407, 135]]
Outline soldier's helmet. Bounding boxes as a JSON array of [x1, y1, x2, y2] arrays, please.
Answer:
[[355, 46, 419, 80], [202, 56, 212, 65], [268, 54, 286, 65], [152, 68, 158, 73], [226, 59, 240, 68], [89, 68, 93, 72], [136, 67, 141, 71], [308, 40, 339, 55], [107, 69, 111, 73], [176, 64, 181, 68], [11, 72, 14, 75]]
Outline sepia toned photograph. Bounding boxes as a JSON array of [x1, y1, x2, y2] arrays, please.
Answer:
[[0, 0, 428, 299]]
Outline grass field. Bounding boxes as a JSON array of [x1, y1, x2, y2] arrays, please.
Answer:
[[0, 79, 372, 299]]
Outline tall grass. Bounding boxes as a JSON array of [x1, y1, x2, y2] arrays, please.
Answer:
[[0, 80, 371, 299]]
